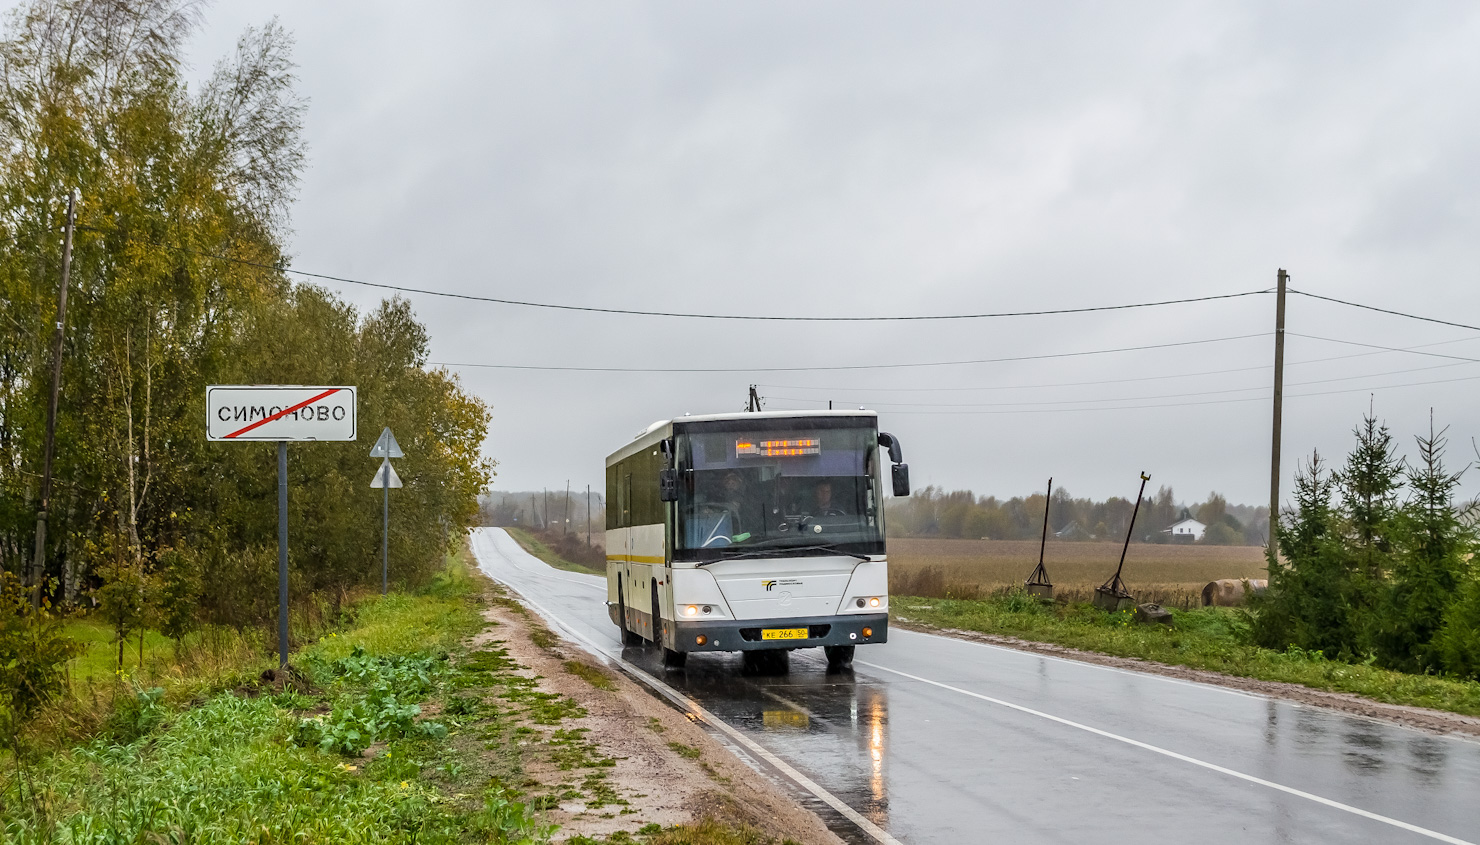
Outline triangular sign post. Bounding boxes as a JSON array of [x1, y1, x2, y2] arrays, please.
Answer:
[[370, 427, 403, 459], [370, 437, 402, 596], [370, 458, 402, 488]]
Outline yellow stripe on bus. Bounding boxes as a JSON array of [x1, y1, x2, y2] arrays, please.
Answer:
[[606, 554, 666, 564]]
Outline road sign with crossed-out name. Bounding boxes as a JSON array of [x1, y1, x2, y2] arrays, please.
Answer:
[[206, 385, 357, 441]]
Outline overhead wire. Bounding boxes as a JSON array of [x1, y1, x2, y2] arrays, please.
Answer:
[[1288, 332, 1480, 363], [767, 359, 1480, 409], [756, 333, 1480, 394], [1290, 289, 1480, 334], [429, 332, 1269, 374], [768, 370, 1480, 416], [129, 236, 1276, 322]]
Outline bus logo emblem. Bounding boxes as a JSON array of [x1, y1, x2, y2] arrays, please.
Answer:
[[762, 580, 777, 591]]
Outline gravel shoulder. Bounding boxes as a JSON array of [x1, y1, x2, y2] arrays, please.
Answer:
[[474, 577, 843, 844], [897, 620, 1480, 739]]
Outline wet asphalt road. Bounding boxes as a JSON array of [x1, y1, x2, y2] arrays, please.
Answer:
[[470, 528, 1480, 844]]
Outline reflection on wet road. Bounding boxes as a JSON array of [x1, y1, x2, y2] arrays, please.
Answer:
[[471, 528, 1480, 844]]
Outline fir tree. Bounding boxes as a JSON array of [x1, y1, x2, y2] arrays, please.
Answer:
[[1433, 575, 1480, 679], [1371, 420, 1473, 672], [1254, 450, 1355, 656], [1335, 412, 1403, 578]]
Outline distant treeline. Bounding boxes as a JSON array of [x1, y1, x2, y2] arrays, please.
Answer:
[[885, 486, 1269, 545], [481, 490, 605, 536]]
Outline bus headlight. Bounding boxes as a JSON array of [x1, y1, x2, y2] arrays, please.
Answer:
[[684, 605, 698, 617], [868, 597, 881, 608]]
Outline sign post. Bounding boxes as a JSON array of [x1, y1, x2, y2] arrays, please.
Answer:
[[208, 385, 357, 667], [369, 428, 403, 595]]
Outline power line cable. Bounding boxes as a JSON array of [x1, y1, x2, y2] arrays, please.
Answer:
[[1290, 289, 1480, 333], [769, 370, 1480, 416], [757, 333, 1480, 394], [429, 332, 1268, 374], [144, 237, 1274, 322], [1289, 332, 1480, 363], [767, 359, 1480, 409]]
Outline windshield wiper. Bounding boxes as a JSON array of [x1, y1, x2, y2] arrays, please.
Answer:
[[698, 544, 871, 564]]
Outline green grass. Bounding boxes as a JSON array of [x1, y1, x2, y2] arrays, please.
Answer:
[[9, 546, 811, 845], [4, 549, 555, 844], [61, 616, 169, 682], [666, 742, 701, 760], [895, 594, 1480, 717], [564, 660, 618, 691], [505, 527, 605, 576]]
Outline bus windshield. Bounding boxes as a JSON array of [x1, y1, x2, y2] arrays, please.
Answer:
[[675, 420, 884, 561]]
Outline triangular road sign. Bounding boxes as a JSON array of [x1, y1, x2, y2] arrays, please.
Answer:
[[370, 458, 402, 489], [370, 427, 403, 458]]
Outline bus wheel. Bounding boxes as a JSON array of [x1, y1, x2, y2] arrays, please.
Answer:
[[617, 585, 642, 646], [824, 645, 855, 670], [650, 581, 664, 645], [662, 648, 688, 669]]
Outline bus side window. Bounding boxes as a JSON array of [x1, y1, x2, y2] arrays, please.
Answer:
[[623, 473, 632, 527]]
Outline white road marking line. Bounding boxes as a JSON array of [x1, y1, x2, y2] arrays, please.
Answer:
[[891, 627, 1265, 701], [470, 531, 902, 845], [856, 660, 1475, 845]]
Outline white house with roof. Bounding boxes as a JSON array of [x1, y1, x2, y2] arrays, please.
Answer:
[[1163, 509, 1205, 543]]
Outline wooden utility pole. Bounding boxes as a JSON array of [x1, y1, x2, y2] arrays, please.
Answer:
[[748, 385, 761, 412], [586, 484, 592, 546], [1268, 269, 1288, 562], [564, 480, 571, 537], [31, 191, 78, 609]]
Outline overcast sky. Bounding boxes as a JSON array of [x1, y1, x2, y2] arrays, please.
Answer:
[[167, 2, 1480, 506]]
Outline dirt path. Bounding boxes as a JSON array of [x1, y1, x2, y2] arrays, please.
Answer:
[[474, 583, 844, 844], [898, 620, 1480, 739]]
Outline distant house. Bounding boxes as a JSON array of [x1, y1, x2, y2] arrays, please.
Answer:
[[1163, 509, 1205, 543], [1054, 521, 1092, 541]]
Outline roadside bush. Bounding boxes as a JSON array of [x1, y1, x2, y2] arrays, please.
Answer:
[[153, 547, 203, 648], [103, 686, 169, 743], [0, 572, 81, 722]]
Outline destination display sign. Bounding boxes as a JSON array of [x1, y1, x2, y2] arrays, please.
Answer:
[[206, 385, 357, 442]]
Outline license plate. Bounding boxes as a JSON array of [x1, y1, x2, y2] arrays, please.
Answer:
[[761, 628, 808, 641]]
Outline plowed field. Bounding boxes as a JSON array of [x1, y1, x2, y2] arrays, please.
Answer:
[[888, 537, 1269, 608]]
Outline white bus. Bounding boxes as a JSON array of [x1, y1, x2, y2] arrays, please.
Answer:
[[605, 410, 909, 670]]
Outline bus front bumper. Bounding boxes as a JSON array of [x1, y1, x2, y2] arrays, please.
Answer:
[[666, 613, 888, 653]]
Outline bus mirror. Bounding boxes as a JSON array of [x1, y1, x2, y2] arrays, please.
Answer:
[[878, 432, 903, 464], [659, 468, 679, 502], [891, 464, 911, 497]]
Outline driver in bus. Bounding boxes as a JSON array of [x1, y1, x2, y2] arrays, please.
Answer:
[[714, 471, 754, 532], [810, 480, 847, 518]]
